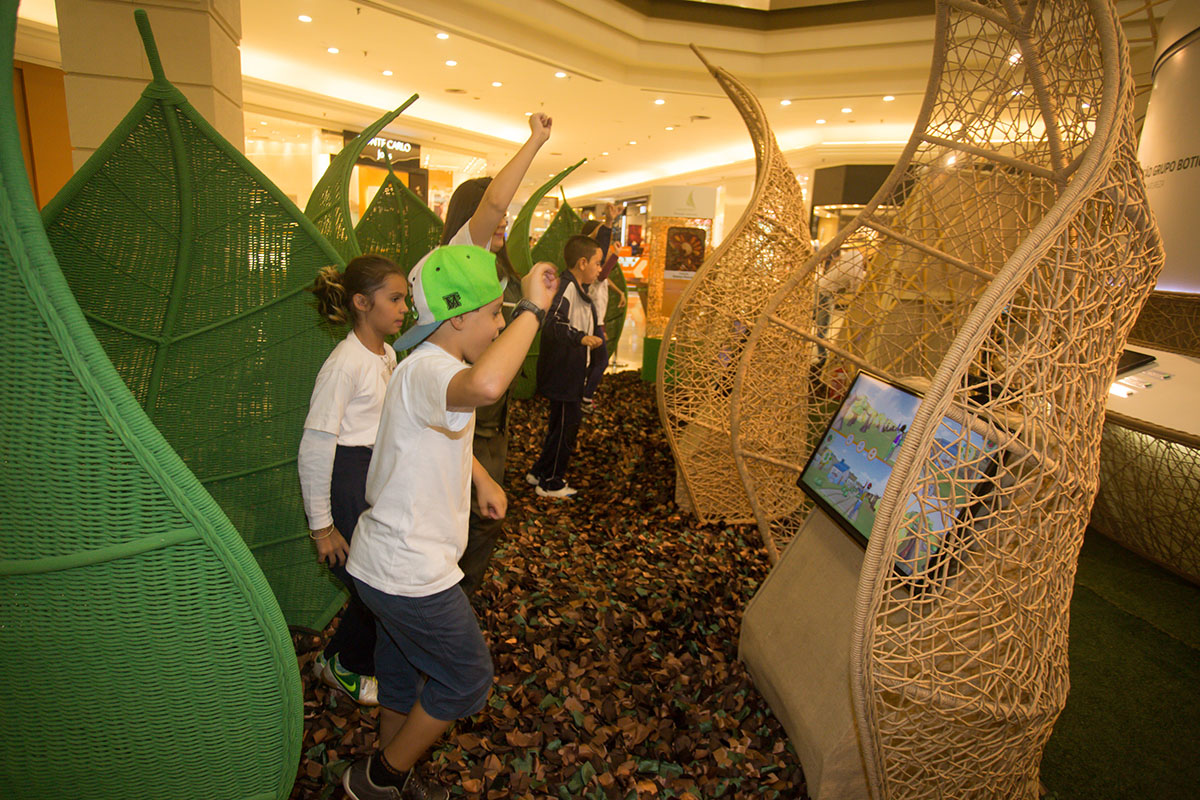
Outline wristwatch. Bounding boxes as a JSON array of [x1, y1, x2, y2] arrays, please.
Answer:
[[512, 298, 547, 327]]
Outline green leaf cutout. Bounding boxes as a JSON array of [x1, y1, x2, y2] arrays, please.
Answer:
[[3, 7, 300, 799], [506, 158, 585, 276], [41, 10, 349, 632], [530, 193, 583, 272], [305, 96, 418, 261], [355, 166, 444, 274]]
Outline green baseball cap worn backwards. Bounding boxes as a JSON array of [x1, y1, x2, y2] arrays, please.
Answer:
[[394, 245, 504, 351]]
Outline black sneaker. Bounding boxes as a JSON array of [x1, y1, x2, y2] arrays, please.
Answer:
[[343, 758, 450, 800], [342, 758, 401, 800]]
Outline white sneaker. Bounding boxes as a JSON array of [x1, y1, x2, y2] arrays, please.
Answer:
[[525, 472, 541, 486], [319, 653, 380, 706], [536, 484, 578, 498]]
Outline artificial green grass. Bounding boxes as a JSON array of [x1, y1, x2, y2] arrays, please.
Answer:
[[1040, 532, 1200, 799]]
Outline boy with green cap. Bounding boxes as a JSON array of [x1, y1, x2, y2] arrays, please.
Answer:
[[343, 245, 558, 800]]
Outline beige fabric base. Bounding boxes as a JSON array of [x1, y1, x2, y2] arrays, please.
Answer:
[[739, 509, 869, 799]]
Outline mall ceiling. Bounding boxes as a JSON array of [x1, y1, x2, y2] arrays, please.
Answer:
[[16, 0, 1173, 203]]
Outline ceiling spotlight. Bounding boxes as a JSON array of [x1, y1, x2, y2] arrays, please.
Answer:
[[780, 99, 792, 106], [601, 151, 609, 156], [815, 119, 826, 124], [327, 47, 339, 54], [1008, 52, 1021, 64], [946, 155, 957, 165], [628, 140, 637, 145], [492, 81, 503, 87], [445, 60, 457, 67], [260, 120, 268, 125], [382, 70, 393, 77], [654, 98, 665, 105], [841, 107, 853, 113], [1081, 101, 1091, 109], [436, 32, 449, 40], [883, 95, 895, 102], [524, 111, 533, 116], [298, 14, 312, 23], [554, 71, 567, 78], [665, 126, 674, 131]]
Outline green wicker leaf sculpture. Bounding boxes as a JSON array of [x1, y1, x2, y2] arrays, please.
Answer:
[[305, 98, 418, 262], [506, 158, 585, 276], [0, 5, 300, 799], [41, 11, 348, 631], [355, 165, 443, 273]]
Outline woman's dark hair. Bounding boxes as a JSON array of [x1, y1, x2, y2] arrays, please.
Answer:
[[581, 219, 601, 237], [310, 254, 404, 325], [441, 177, 492, 245]]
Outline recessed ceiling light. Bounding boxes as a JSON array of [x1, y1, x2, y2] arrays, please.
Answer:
[[665, 126, 674, 131], [946, 155, 957, 165], [298, 15, 312, 23], [1081, 101, 1091, 109], [436, 32, 449, 40], [260, 121, 268, 125], [654, 98, 665, 105], [524, 111, 532, 116], [554, 71, 567, 78], [628, 140, 637, 145], [780, 99, 792, 106], [601, 151, 609, 156], [816, 118, 827, 124], [1008, 52, 1021, 64], [492, 81, 503, 87], [841, 107, 852, 113], [382, 70, 393, 77], [883, 95, 895, 102], [327, 47, 339, 54], [445, 60, 457, 67]]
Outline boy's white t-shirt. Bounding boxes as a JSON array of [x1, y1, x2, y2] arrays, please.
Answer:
[[303, 330, 396, 446], [346, 341, 474, 597]]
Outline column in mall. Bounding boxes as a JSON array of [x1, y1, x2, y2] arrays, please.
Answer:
[[56, 0, 244, 170]]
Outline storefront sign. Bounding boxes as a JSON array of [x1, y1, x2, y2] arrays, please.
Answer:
[[343, 131, 421, 168]]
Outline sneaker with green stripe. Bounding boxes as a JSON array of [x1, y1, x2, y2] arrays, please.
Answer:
[[314, 652, 379, 705]]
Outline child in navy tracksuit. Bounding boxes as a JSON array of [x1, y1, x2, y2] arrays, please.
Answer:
[[526, 235, 605, 498]]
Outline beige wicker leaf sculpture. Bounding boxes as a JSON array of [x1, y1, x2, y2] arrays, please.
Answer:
[[734, 0, 1163, 797], [656, 46, 813, 524]]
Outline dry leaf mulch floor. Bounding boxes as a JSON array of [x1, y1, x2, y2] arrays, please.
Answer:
[[290, 370, 808, 799]]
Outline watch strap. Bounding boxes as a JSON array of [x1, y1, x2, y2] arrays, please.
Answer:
[[514, 298, 546, 326]]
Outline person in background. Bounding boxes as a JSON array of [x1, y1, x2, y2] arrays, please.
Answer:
[[299, 255, 410, 706], [579, 203, 627, 413], [526, 235, 604, 498]]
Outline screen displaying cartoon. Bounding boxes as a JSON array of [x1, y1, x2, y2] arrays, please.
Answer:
[[797, 371, 997, 578]]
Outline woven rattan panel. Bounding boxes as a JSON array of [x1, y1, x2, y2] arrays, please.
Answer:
[[0, 8, 301, 798], [40, 13, 349, 631], [354, 168, 443, 274], [1094, 290, 1200, 584], [1126, 290, 1200, 356], [657, 48, 814, 525], [1091, 415, 1200, 584]]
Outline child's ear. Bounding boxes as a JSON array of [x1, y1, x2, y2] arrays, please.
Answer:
[[351, 292, 371, 313], [449, 314, 468, 331]]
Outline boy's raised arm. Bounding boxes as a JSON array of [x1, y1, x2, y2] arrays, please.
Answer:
[[468, 113, 552, 246]]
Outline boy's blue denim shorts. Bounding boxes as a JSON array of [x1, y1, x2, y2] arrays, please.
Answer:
[[353, 579, 493, 720]]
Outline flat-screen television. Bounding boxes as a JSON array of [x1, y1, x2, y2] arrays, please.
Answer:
[[797, 371, 998, 578]]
